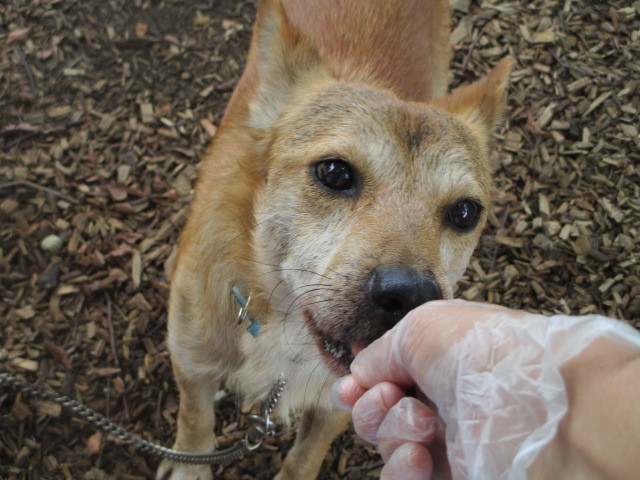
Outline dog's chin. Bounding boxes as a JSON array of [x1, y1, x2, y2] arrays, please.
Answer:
[[304, 311, 361, 376]]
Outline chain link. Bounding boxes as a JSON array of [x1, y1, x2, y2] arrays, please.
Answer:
[[0, 371, 286, 465]]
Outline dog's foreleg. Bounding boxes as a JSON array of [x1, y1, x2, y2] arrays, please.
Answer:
[[156, 365, 220, 480], [275, 408, 350, 480]]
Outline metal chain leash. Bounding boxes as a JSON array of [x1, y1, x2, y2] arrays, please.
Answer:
[[0, 371, 286, 465]]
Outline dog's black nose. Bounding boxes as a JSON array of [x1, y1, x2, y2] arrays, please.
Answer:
[[368, 266, 442, 330]]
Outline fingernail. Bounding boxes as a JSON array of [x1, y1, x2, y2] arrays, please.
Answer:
[[351, 343, 365, 357], [350, 356, 363, 377], [330, 377, 351, 412]]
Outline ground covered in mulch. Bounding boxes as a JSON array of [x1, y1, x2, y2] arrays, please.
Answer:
[[1, 0, 638, 478]]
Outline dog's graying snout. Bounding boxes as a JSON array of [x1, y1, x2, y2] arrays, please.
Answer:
[[368, 266, 443, 330]]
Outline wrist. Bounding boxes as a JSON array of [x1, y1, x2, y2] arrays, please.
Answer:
[[529, 337, 640, 479]]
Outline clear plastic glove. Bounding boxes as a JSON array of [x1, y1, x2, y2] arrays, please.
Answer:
[[332, 300, 640, 480]]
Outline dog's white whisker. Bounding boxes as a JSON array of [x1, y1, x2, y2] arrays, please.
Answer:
[[303, 360, 325, 406], [288, 292, 331, 313]]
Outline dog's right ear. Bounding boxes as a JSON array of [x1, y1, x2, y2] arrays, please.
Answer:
[[433, 56, 515, 141], [248, 0, 325, 130]]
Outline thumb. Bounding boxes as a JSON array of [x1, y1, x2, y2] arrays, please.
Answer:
[[350, 300, 516, 391]]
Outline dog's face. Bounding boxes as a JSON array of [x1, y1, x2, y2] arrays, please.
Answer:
[[248, 7, 512, 375], [254, 81, 495, 374]]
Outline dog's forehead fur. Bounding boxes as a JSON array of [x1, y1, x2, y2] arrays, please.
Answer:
[[269, 81, 492, 204]]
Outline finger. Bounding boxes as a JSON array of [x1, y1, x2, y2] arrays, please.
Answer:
[[380, 442, 433, 480], [330, 375, 368, 411], [351, 382, 406, 444], [429, 433, 452, 479], [377, 397, 438, 461], [350, 300, 516, 390]]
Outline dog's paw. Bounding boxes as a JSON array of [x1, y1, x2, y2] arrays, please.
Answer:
[[156, 459, 213, 480]]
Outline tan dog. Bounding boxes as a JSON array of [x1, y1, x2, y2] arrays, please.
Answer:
[[157, 1, 513, 478]]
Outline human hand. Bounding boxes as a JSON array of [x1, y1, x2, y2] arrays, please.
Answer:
[[332, 300, 640, 479]]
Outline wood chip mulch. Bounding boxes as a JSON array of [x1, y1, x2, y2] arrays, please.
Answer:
[[1, 0, 638, 478]]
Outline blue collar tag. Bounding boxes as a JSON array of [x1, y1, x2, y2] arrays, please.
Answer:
[[232, 285, 261, 339]]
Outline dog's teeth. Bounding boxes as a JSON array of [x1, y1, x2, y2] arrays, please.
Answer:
[[324, 338, 346, 359]]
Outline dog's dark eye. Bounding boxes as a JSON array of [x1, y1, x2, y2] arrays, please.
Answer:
[[313, 158, 355, 193], [445, 199, 482, 232]]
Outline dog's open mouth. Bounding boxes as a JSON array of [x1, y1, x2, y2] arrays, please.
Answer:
[[305, 311, 362, 375], [319, 334, 355, 374], [323, 336, 354, 363]]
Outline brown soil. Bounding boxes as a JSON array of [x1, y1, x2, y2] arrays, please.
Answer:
[[1, 0, 638, 478]]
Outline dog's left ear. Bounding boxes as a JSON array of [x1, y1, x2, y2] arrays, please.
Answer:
[[434, 56, 515, 137], [248, 0, 326, 130]]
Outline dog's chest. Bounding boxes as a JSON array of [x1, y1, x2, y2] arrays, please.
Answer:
[[228, 314, 337, 420]]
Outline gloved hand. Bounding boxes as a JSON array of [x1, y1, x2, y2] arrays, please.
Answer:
[[332, 300, 640, 480]]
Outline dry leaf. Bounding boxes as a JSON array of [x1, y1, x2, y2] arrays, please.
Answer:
[[199, 118, 217, 137], [34, 400, 62, 418], [132, 249, 142, 288], [194, 10, 211, 26], [14, 305, 36, 319], [48, 106, 72, 118], [11, 358, 39, 371], [533, 28, 555, 43], [222, 19, 243, 39], [135, 21, 148, 38], [44, 341, 72, 369], [88, 268, 128, 291], [7, 27, 31, 47], [89, 367, 122, 377], [106, 183, 128, 201], [140, 102, 154, 123], [86, 431, 103, 454]]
